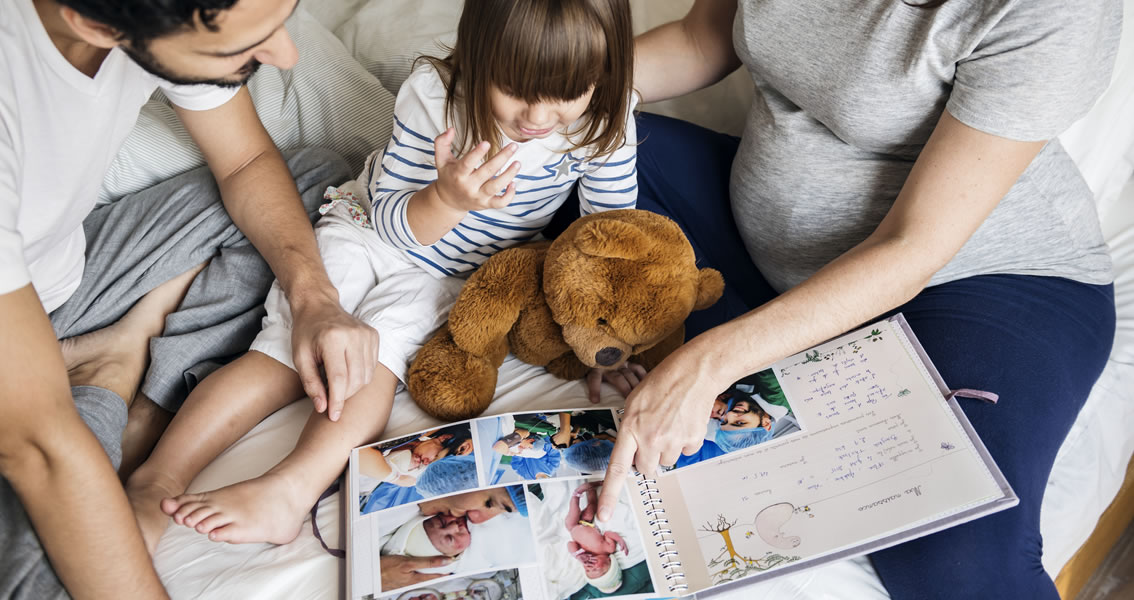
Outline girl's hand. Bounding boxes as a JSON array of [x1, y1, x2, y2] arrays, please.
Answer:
[[596, 346, 719, 521], [433, 128, 521, 212], [586, 362, 648, 403]]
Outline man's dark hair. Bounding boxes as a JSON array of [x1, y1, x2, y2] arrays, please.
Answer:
[[56, 0, 240, 47]]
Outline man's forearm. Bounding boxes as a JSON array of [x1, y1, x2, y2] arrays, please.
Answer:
[[6, 415, 170, 600], [0, 285, 168, 600], [216, 148, 337, 311]]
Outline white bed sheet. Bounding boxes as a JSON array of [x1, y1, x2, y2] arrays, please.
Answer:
[[150, 1, 1134, 598]]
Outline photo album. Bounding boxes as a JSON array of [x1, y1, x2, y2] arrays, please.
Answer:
[[344, 315, 1017, 600]]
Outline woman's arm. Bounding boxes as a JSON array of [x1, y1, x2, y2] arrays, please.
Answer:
[[597, 110, 1046, 519], [634, 0, 741, 104]]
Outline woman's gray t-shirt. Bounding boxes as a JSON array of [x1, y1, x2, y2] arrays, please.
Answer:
[[729, 0, 1122, 293]]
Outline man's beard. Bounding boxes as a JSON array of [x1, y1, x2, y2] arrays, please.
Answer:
[[122, 44, 261, 88]]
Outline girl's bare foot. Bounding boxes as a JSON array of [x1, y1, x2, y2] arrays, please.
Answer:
[[125, 468, 185, 555], [162, 471, 312, 545]]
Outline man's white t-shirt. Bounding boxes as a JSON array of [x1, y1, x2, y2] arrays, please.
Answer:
[[0, 0, 238, 312]]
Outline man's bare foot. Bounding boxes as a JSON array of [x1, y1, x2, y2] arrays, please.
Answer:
[[125, 468, 185, 554], [162, 471, 311, 545], [119, 394, 174, 481], [60, 262, 207, 405]]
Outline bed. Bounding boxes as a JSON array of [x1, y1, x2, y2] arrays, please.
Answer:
[[116, 1, 1134, 598]]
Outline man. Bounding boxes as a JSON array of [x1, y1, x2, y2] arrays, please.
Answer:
[[0, 0, 380, 598]]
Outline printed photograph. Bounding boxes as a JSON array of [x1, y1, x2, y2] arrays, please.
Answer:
[[375, 486, 536, 594], [527, 479, 654, 599], [672, 368, 798, 470], [358, 423, 479, 515], [476, 410, 618, 485], [377, 568, 523, 600]]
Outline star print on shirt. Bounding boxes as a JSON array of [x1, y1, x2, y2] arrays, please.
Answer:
[[554, 157, 576, 181]]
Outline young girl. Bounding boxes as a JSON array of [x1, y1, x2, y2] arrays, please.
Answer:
[[126, 0, 637, 550]]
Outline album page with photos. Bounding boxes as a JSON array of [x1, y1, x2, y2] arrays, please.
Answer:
[[344, 315, 1017, 600]]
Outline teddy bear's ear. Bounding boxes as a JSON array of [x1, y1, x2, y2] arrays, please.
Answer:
[[693, 268, 725, 311], [574, 219, 649, 260]]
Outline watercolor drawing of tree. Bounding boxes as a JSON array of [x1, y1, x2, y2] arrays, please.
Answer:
[[701, 515, 742, 569], [700, 513, 803, 585]]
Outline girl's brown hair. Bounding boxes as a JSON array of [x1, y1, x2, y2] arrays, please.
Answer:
[[422, 0, 634, 160]]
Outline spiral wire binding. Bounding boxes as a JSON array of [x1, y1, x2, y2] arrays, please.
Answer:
[[635, 470, 688, 593], [616, 409, 688, 593]]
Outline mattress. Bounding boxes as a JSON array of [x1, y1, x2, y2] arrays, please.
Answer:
[[146, 1, 1134, 598]]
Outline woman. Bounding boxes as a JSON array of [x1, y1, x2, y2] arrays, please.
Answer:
[[596, 1, 1120, 598]]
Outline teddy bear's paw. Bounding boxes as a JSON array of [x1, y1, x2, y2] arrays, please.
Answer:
[[407, 327, 499, 421]]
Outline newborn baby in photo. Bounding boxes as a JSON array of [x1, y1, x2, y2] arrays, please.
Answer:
[[382, 513, 471, 558], [565, 482, 628, 593]]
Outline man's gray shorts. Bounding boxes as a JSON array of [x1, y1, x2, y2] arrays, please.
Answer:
[[0, 147, 351, 600]]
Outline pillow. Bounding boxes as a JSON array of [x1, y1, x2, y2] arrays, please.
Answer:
[[98, 7, 396, 203], [1058, 0, 1134, 212], [302, 0, 372, 33], [334, 0, 461, 96]]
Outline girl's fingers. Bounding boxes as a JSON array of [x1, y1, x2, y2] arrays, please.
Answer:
[[480, 161, 522, 197], [618, 366, 641, 389], [603, 371, 633, 398], [459, 141, 492, 173], [487, 182, 516, 209], [587, 369, 604, 403], [475, 143, 519, 181], [433, 128, 456, 169]]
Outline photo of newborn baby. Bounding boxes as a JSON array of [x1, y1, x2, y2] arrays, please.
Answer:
[[527, 479, 654, 599], [373, 486, 537, 595]]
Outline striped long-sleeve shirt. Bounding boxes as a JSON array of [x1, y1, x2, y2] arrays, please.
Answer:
[[366, 64, 638, 278]]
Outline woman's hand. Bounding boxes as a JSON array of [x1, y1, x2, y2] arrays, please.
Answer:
[[433, 129, 521, 212], [586, 363, 648, 403], [596, 346, 722, 521]]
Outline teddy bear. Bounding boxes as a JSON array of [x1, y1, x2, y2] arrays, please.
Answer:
[[407, 209, 725, 421]]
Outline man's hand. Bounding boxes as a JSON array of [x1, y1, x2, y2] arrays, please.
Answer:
[[290, 294, 379, 421], [380, 554, 451, 590], [175, 91, 380, 422]]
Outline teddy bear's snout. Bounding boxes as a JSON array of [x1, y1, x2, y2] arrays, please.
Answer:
[[595, 347, 623, 367]]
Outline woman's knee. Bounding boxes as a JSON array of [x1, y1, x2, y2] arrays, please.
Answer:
[[872, 508, 1056, 600]]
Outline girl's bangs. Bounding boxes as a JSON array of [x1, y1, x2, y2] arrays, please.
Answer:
[[488, 5, 608, 102]]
